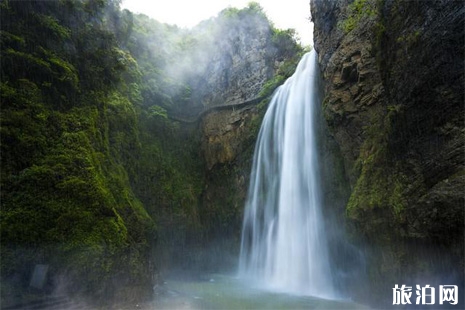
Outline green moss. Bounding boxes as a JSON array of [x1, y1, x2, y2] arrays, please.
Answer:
[[396, 29, 421, 46], [35, 13, 71, 39], [340, 0, 378, 33], [148, 105, 168, 119], [2, 63, 154, 307], [0, 31, 26, 46], [259, 50, 305, 98], [5, 48, 52, 71], [48, 55, 79, 89], [259, 76, 285, 97], [346, 105, 408, 238], [1, 0, 304, 303]]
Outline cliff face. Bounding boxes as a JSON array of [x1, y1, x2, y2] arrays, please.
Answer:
[[125, 4, 304, 274], [168, 5, 297, 119], [0, 1, 301, 305], [0, 1, 157, 304], [311, 0, 464, 304], [202, 106, 260, 170], [188, 14, 276, 108], [195, 104, 264, 270], [178, 7, 303, 270]]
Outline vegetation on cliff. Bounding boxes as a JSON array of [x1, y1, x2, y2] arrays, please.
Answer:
[[312, 0, 464, 305], [1, 0, 156, 303], [0, 0, 301, 305]]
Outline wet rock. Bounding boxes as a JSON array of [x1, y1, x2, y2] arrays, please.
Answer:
[[311, 0, 464, 306], [201, 106, 259, 170]]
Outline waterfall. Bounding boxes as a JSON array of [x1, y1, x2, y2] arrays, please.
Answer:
[[238, 50, 336, 299]]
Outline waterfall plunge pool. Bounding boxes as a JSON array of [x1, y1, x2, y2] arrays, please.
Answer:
[[153, 274, 369, 309]]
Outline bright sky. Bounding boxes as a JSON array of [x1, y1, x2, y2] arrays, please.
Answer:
[[120, 0, 314, 46]]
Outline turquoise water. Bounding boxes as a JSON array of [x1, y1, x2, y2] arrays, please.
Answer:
[[154, 274, 369, 309]]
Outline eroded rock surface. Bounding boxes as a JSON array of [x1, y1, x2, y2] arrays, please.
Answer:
[[312, 0, 464, 305]]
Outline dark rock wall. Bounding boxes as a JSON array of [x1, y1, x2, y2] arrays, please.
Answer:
[[311, 0, 464, 306], [198, 105, 263, 271]]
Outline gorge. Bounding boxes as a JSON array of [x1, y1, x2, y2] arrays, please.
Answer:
[[1, 0, 463, 309]]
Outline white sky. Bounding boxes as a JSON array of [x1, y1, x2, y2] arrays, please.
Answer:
[[120, 0, 314, 46]]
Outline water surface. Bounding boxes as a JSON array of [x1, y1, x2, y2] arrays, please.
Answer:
[[154, 274, 369, 309]]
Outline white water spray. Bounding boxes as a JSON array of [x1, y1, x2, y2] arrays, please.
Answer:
[[238, 50, 336, 299]]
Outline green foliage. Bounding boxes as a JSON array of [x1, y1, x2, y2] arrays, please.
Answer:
[[272, 28, 300, 53], [221, 7, 241, 18], [396, 29, 421, 46], [259, 48, 307, 98], [221, 2, 266, 19], [1, 92, 156, 297], [267, 25, 304, 87], [1, 0, 303, 304], [340, 0, 378, 33], [1, 0, 155, 303], [259, 75, 286, 97], [245, 1, 264, 14], [35, 13, 71, 39], [148, 105, 168, 119], [0, 31, 26, 46], [346, 107, 408, 239]]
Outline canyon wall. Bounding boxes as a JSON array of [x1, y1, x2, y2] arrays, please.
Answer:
[[311, 0, 464, 305]]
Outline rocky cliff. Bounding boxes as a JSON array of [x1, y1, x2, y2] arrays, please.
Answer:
[[132, 3, 303, 272], [311, 0, 464, 305], [188, 11, 275, 108], [0, 1, 302, 306], [166, 4, 299, 119]]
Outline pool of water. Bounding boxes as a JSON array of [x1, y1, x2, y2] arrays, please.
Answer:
[[153, 274, 369, 309]]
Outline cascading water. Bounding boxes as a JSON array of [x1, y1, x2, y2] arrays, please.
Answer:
[[238, 50, 336, 299]]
